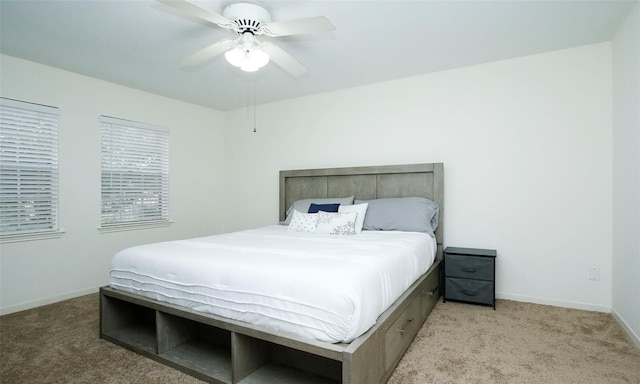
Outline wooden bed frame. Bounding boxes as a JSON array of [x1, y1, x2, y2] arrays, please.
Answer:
[[100, 162, 444, 384]]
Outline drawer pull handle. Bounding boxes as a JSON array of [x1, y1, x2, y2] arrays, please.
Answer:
[[399, 317, 414, 334], [427, 286, 438, 296], [462, 267, 476, 273]]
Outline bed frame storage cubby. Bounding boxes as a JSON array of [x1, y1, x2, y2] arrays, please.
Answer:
[[100, 287, 343, 384], [100, 257, 440, 384], [100, 163, 444, 384], [101, 294, 157, 354], [232, 334, 341, 384], [158, 313, 233, 382]]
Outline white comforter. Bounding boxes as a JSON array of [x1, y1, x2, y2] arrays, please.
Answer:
[[109, 225, 436, 343]]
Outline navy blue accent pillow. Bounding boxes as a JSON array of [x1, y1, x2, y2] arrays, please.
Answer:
[[308, 203, 340, 213]]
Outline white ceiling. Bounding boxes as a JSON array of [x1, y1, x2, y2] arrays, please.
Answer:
[[0, 0, 636, 111]]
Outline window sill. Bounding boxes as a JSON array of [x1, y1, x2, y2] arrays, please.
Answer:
[[0, 230, 66, 244], [98, 221, 173, 234]]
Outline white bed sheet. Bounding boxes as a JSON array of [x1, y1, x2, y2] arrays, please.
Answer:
[[109, 225, 436, 343]]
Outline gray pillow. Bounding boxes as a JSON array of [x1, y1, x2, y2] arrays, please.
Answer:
[[284, 196, 354, 224], [361, 197, 439, 233]]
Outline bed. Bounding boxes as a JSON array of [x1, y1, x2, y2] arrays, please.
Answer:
[[100, 162, 444, 384]]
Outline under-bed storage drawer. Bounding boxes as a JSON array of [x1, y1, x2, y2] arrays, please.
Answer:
[[383, 295, 421, 371], [420, 265, 441, 319]]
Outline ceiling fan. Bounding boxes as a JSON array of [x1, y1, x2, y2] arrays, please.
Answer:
[[158, 0, 335, 76]]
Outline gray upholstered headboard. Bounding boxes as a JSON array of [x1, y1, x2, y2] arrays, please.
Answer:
[[279, 163, 444, 249]]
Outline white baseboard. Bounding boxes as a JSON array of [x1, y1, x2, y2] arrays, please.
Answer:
[[0, 286, 99, 316], [496, 292, 611, 313], [612, 309, 640, 348]]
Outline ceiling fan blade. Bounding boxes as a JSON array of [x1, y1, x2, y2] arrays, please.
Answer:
[[181, 38, 238, 67], [262, 43, 308, 77], [157, 0, 233, 28], [262, 16, 335, 37]]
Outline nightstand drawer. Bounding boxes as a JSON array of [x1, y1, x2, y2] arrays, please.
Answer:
[[445, 254, 493, 280], [445, 277, 494, 306]]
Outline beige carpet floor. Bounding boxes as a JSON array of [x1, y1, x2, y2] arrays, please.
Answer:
[[387, 299, 639, 384], [1, 293, 639, 384]]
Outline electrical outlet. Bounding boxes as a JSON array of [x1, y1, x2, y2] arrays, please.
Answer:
[[589, 268, 601, 281]]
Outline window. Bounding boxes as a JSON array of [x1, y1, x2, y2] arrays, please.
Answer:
[[100, 116, 169, 231], [0, 98, 61, 241]]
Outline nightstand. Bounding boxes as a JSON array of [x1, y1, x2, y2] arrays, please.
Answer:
[[443, 247, 496, 309]]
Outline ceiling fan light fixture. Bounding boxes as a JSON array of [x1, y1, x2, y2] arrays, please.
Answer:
[[224, 32, 270, 72], [249, 48, 270, 67], [225, 47, 270, 72], [224, 46, 246, 67], [238, 48, 269, 72], [240, 60, 259, 72]]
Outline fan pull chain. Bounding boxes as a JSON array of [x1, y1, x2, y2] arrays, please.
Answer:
[[253, 84, 257, 133], [247, 83, 257, 133]]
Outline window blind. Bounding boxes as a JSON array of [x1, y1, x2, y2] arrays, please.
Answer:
[[100, 116, 169, 228], [0, 98, 59, 236]]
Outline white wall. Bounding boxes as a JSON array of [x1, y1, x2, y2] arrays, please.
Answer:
[[0, 55, 226, 314], [223, 43, 614, 312], [0, 41, 622, 319], [612, 3, 640, 346]]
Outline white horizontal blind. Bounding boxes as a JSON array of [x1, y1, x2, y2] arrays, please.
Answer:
[[100, 116, 169, 227], [0, 98, 59, 235]]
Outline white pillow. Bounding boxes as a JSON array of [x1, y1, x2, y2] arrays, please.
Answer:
[[338, 203, 368, 233], [287, 210, 318, 233], [284, 196, 354, 224], [316, 211, 357, 235]]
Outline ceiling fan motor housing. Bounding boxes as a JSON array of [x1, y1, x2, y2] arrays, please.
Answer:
[[223, 2, 272, 34]]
